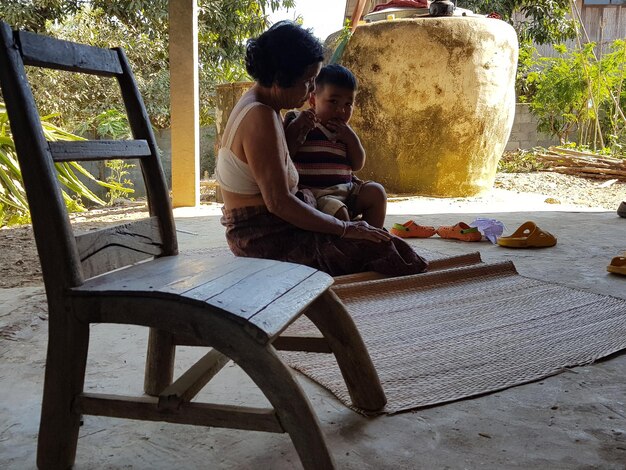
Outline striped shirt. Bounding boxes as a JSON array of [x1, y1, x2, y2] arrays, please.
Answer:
[[291, 123, 353, 188]]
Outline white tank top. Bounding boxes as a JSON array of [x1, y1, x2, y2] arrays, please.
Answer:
[[215, 101, 299, 195]]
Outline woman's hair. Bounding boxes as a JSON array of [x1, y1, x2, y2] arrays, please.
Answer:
[[315, 64, 358, 92], [246, 21, 324, 88]]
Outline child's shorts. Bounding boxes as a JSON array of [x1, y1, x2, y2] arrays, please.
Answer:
[[308, 180, 364, 219]]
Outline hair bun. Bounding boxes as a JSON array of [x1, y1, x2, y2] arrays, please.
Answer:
[[245, 39, 260, 78]]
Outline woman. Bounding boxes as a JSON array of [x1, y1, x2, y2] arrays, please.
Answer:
[[216, 21, 427, 276]]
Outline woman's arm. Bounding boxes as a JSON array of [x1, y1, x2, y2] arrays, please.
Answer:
[[242, 106, 388, 242]]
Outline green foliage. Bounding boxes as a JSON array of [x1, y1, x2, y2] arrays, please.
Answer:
[[519, 39, 626, 152], [328, 20, 353, 65], [515, 39, 538, 98], [105, 159, 135, 205], [77, 109, 132, 140], [497, 148, 546, 173], [524, 43, 592, 143], [458, 0, 576, 45], [0, 103, 131, 227], [77, 109, 136, 205], [0, 1, 294, 131]]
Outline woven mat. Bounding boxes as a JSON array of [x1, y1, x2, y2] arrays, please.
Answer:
[[280, 259, 626, 415]]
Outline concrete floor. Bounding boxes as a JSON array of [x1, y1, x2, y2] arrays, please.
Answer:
[[1, 198, 625, 469]]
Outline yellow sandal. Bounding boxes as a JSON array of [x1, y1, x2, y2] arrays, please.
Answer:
[[607, 255, 626, 276], [497, 221, 557, 248]]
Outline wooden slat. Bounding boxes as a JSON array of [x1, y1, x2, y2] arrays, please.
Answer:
[[158, 349, 230, 409], [583, 7, 603, 42], [81, 247, 154, 280], [182, 260, 299, 306], [602, 6, 621, 41], [74, 254, 269, 293], [75, 393, 284, 433], [72, 253, 217, 291], [207, 262, 321, 318], [247, 271, 333, 341], [17, 30, 122, 76], [160, 256, 276, 297], [273, 336, 332, 353], [168, 334, 339, 351], [333, 271, 387, 285], [115, 48, 178, 256], [76, 218, 163, 279], [168, 334, 332, 351], [49, 140, 151, 162]]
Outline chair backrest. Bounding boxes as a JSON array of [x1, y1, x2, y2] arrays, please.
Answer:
[[0, 22, 178, 298]]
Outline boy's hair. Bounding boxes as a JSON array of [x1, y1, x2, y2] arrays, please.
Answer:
[[315, 64, 357, 92]]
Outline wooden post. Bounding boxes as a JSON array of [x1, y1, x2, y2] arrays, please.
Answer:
[[170, 0, 200, 207], [144, 329, 176, 396]]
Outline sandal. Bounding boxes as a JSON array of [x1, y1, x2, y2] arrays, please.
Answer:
[[390, 220, 436, 238], [497, 221, 556, 248], [436, 222, 482, 242], [607, 255, 626, 276]]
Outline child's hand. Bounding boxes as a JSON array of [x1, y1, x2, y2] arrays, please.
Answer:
[[325, 118, 366, 171], [325, 118, 357, 144], [288, 109, 318, 144]]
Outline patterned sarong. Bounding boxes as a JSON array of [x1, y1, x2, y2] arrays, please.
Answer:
[[220, 205, 428, 277]]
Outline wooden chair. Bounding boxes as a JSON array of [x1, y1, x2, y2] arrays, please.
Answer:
[[0, 22, 386, 469]]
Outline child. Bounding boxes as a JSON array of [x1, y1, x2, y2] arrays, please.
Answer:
[[284, 64, 387, 228]]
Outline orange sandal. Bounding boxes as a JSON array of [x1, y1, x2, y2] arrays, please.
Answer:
[[436, 222, 482, 242], [390, 220, 437, 238]]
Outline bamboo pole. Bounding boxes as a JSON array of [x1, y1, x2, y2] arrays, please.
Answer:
[[351, 0, 367, 32]]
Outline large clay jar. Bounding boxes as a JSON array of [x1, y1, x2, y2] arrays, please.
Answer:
[[214, 81, 254, 151], [342, 17, 518, 196]]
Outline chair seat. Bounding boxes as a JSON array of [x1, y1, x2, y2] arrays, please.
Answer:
[[71, 254, 333, 344]]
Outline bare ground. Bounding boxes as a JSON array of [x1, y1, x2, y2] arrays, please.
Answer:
[[1, 172, 624, 289]]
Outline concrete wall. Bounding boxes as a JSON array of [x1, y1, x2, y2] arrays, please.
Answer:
[[505, 103, 559, 151], [133, 127, 215, 197], [79, 127, 215, 202]]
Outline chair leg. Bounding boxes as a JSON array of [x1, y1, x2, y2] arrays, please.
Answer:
[[37, 315, 89, 469], [304, 290, 387, 412], [217, 337, 335, 470], [144, 328, 175, 395]]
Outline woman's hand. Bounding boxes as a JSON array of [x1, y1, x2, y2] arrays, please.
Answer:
[[284, 109, 318, 156], [342, 220, 391, 243], [287, 109, 318, 144]]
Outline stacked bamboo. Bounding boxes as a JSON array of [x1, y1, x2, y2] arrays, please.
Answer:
[[536, 146, 626, 182]]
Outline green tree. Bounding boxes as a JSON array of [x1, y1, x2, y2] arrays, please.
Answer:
[[458, 0, 577, 45], [521, 40, 626, 150], [0, 103, 131, 227], [0, 1, 294, 130]]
